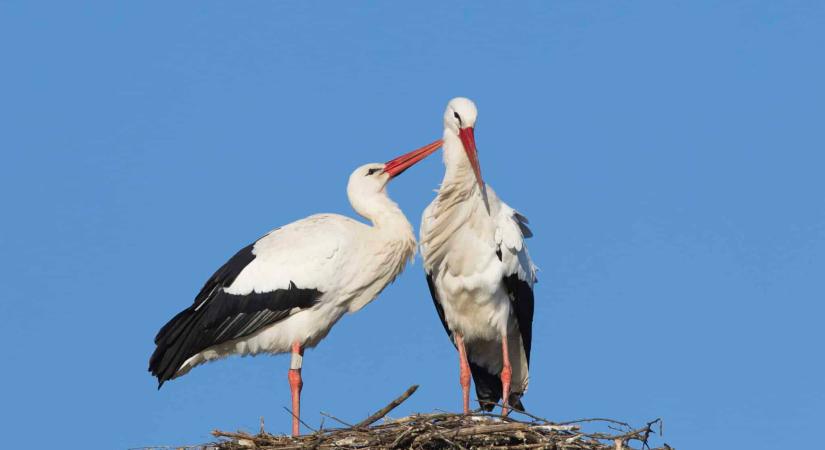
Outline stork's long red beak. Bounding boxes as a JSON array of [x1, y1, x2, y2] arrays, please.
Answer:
[[383, 139, 443, 178], [458, 127, 483, 190]]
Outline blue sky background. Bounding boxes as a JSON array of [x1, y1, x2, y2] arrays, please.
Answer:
[[1, 1, 823, 449]]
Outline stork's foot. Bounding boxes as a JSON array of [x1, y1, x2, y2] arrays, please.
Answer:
[[500, 363, 512, 415], [500, 334, 512, 416]]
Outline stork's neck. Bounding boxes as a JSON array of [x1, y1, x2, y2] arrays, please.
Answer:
[[441, 131, 478, 190], [437, 130, 489, 214], [344, 190, 417, 314], [349, 191, 415, 240]]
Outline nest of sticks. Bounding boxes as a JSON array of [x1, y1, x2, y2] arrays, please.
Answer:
[[207, 385, 672, 450]]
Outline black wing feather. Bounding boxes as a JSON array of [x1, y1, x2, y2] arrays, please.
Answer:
[[149, 242, 322, 387], [426, 273, 452, 341], [153, 243, 256, 345], [503, 274, 534, 365]]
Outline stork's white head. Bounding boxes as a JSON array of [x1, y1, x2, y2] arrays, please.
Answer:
[[443, 97, 483, 190], [346, 140, 442, 220], [444, 97, 478, 133], [347, 162, 394, 198]]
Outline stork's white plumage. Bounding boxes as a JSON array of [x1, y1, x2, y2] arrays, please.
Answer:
[[420, 98, 537, 415], [149, 140, 441, 436]]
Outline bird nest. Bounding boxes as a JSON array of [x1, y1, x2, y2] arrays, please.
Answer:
[[206, 386, 672, 450]]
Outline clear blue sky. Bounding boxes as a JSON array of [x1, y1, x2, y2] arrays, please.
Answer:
[[1, 1, 822, 449]]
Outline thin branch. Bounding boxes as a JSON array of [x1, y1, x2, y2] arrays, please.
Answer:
[[320, 411, 354, 428], [556, 418, 632, 429], [474, 401, 554, 424], [282, 406, 318, 433], [353, 384, 419, 429]]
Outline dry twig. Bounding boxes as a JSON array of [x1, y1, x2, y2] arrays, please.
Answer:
[[354, 384, 419, 429]]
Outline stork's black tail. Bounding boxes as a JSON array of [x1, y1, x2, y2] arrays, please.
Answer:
[[149, 305, 200, 388]]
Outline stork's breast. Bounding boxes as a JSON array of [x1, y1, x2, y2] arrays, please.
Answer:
[[441, 258, 504, 302], [437, 269, 511, 340]]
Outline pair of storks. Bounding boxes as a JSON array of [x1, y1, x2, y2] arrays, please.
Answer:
[[149, 98, 537, 436]]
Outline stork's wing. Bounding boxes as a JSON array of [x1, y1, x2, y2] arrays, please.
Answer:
[[149, 214, 359, 386], [493, 197, 537, 366]]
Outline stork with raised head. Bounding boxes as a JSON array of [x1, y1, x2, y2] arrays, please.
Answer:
[[420, 98, 537, 415], [149, 140, 442, 436]]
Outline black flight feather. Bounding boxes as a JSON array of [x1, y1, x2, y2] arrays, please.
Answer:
[[149, 242, 322, 388], [503, 274, 534, 365]]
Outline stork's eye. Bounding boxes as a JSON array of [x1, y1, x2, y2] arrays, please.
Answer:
[[366, 168, 382, 176], [453, 111, 462, 125]]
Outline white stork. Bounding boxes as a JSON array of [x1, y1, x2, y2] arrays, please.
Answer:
[[149, 140, 442, 436], [420, 98, 537, 415]]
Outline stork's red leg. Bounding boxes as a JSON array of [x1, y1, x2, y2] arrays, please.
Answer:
[[500, 333, 512, 416], [454, 333, 471, 414], [288, 341, 304, 436]]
